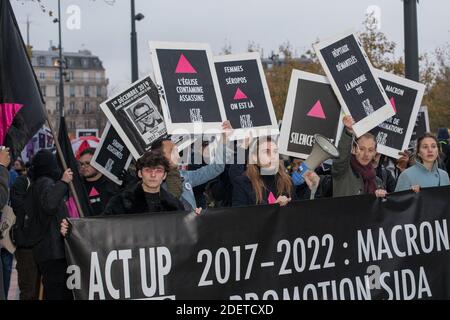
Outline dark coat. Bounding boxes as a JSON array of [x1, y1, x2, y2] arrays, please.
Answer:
[[32, 176, 69, 264], [102, 182, 185, 216], [83, 175, 120, 216], [232, 174, 297, 207], [0, 165, 9, 208]]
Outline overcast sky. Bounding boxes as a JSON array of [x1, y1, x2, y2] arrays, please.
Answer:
[[12, 0, 450, 94]]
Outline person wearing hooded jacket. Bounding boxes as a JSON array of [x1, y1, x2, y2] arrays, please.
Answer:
[[29, 149, 73, 300]]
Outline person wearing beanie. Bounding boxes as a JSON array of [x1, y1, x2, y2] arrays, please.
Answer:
[[29, 149, 74, 300]]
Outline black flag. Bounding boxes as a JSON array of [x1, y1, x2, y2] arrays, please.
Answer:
[[58, 116, 94, 217], [0, 0, 46, 158]]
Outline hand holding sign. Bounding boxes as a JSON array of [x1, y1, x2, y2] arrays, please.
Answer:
[[343, 115, 355, 135]]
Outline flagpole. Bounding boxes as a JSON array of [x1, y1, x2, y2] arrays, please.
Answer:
[[45, 116, 85, 218], [57, 0, 65, 118]]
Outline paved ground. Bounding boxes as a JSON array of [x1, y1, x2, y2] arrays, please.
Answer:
[[7, 258, 19, 300]]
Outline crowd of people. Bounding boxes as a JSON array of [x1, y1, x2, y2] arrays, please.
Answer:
[[1, 117, 450, 300]]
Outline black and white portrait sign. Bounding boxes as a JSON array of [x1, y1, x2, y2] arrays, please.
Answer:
[[100, 76, 167, 160], [214, 52, 279, 139], [279, 70, 342, 160], [370, 70, 425, 158], [91, 122, 133, 186], [313, 31, 394, 137], [149, 42, 226, 134]]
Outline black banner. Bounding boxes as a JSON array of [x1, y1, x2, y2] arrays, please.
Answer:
[[65, 187, 450, 300]]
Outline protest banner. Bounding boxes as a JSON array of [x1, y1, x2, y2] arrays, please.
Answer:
[[149, 42, 226, 134], [76, 129, 99, 139], [314, 31, 395, 137], [214, 52, 279, 139], [91, 122, 133, 186], [409, 106, 430, 150], [65, 186, 450, 300], [370, 70, 425, 159], [279, 70, 342, 160], [99, 76, 167, 160]]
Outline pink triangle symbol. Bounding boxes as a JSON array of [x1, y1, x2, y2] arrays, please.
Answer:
[[307, 100, 326, 119], [390, 97, 397, 113], [89, 187, 100, 197], [268, 192, 277, 204], [0, 103, 24, 145], [233, 88, 248, 100], [175, 54, 197, 74]]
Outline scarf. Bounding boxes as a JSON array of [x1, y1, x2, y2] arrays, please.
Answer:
[[350, 155, 377, 194]]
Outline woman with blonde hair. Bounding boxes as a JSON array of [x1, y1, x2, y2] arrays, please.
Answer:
[[395, 133, 450, 192]]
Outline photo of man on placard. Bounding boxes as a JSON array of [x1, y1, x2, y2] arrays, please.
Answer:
[[125, 97, 163, 135], [130, 99, 164, 134]]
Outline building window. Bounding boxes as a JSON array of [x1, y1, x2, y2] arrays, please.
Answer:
[[41, 86, 46, 97], [39, 72, 45, 80], [56, 85, 59, 97], [82, 59, 89, 68], [70, 86, 75, 97], [69, 102, 75, 113], [97, 86, 102, 97], [84, 86, 90, 97], [83, 72, 89, 82], [85, 120, 90, 128], [37, 56, 46, 66], [84, 102, 90, 113], [55, 72, 59, 80]]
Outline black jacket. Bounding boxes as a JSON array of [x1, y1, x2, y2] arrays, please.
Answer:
[[102, 182, 185, 216], [83, 175, 120, 216], [32, 176, 69, 263], [0, 165, 9, 208], [232, 174, 297, 207]]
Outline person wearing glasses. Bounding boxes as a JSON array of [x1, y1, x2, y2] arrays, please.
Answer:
[[78, 148, 120, 216]]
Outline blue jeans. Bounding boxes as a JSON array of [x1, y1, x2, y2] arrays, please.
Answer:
[[1, 248, 13, 297]]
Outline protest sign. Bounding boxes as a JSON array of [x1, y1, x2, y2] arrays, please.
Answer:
[[279, 70, 342, 159], [214, 52, 278, 139], [150, 42, 226, 134], [409, 106, 430, 150], [100, 76, 167, 160], [370, 70, 425, 158], [91, 122, 133, 186], [314, 31, 395, 137]]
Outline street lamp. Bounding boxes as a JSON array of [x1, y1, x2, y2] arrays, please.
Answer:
[[131, 0, 145, 82], [53, 0, 65, 120], [403, 0, 419, 81]]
